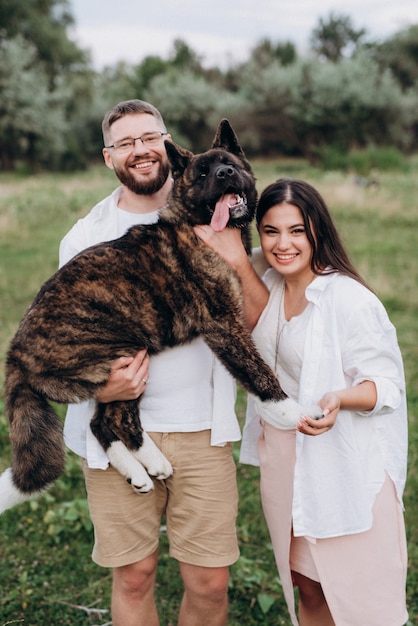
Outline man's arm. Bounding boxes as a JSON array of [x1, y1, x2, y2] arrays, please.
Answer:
[[96, 350, 150, 402]]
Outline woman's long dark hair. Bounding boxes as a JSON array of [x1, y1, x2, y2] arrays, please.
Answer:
[[256, 178, 370, 289]]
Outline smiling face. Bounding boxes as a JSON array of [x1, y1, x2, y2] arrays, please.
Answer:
[[102, 112, 171, 196], [258, 202, 315, 282], [164, 120, 257, 233]]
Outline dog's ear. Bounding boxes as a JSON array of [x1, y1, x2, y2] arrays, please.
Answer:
[[211, 119, 245, 158], [165, 140, 193, 178]]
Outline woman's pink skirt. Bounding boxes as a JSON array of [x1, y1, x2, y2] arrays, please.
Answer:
[[259, 422, 408, 626]]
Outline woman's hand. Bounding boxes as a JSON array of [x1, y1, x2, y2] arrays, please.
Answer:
[[96, 349, 150, 403], [297, 392, 340, 436], [297, 381, 377, 436], [193, 224, 248, 269]]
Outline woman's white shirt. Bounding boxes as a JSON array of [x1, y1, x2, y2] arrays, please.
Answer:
[[241, 269, 408, 539]]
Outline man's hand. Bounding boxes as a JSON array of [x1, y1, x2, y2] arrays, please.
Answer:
[[96, 349, 150, 402]]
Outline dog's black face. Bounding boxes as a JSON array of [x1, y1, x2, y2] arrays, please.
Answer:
[[164, 119, 257, 232]]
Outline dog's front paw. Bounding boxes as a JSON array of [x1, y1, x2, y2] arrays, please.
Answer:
[[254, 397, 323, 430]]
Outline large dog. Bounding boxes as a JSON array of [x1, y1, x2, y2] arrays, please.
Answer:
[[0, 120, 318, 514]]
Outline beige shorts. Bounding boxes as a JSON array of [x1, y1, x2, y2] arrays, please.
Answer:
[[81, 430, 239, 569]]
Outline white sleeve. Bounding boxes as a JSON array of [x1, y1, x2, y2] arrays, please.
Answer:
[[59, 222, 86, 267], [342, 296, 405, 416]]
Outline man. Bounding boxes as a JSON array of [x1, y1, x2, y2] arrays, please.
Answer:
[[60, 100, 242, 626]]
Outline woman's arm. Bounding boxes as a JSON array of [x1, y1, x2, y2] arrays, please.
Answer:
[[194, 225, 268, 329], [330, 380, 378, 412], [297, 380, 377, 436]]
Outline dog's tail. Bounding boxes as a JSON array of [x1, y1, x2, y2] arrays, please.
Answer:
[[1, 378, 66, 514]]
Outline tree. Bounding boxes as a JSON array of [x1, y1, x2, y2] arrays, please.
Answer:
[[290, 53, 415, 156], [0, 0, 89, 85], [372, 25, 418, 89], [144, 71, 242, 151], [310, 12, 367, 62], [131, 55, 169, 93], [249, 38, 297, 68], [0, 0, 99, 170], [169, 38, 203, 73], [0, 36, 68, 170], [229, 60, 301, 155]]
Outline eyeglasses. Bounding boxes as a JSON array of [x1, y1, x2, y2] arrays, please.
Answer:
[[105, 132, 168, 152]]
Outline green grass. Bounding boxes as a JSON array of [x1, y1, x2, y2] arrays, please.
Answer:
[[0, 159, 417, 625]]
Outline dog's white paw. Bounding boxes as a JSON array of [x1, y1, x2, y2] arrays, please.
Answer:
[[133, 432, 173, 480], [127, 469, 154, 494], [107, 440, 155, 493], [254, 397, 323, 430], [106, 435, 172, 493]]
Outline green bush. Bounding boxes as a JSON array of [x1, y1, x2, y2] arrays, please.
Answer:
[[314, 144, 408, 175]]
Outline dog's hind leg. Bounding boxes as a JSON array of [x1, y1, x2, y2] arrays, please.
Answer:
[[91, 401, 172, 493], [131, 432, 173, 480], [107, 434, 173, 493], [106, 440, 155, 493]]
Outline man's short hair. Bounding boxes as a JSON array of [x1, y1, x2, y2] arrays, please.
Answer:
[[102, 100, 166, 144]]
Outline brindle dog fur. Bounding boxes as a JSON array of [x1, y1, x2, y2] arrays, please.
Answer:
[[1, 120, 299, 513]]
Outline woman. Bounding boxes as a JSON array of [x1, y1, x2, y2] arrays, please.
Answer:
[[195, 178, 408, 625]]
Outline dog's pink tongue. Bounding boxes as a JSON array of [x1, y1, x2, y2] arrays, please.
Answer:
[[210, 194, 234, 232]]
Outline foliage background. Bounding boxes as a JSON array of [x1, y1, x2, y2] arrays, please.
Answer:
[[1, 1, 418, 171]]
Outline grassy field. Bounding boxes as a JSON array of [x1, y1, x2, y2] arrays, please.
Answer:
[[0, 158, 417, 625]]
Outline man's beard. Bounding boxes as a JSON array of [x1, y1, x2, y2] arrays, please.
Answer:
[[114, 159, 170, 196]]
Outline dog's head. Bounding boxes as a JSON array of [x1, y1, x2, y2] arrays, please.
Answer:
[[163, 119, 257, 232]]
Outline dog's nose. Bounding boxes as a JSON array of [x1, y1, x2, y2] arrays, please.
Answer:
[[216, 165, 235, 179]]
